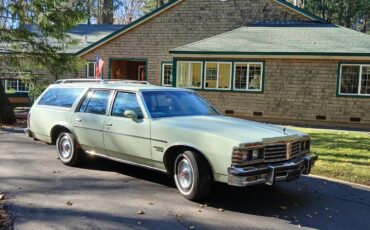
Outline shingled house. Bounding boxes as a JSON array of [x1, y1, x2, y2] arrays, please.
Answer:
[[72, 0, 370, 129]]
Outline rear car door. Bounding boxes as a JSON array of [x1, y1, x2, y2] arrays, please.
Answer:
[[73, 89, 113, 153], [103, 91, 152, 164]]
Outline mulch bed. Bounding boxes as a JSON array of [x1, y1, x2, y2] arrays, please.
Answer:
[[0, 119, 27, 129], [0, 193, 12, 230]]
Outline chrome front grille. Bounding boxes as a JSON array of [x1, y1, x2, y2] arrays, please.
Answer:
[[264, 143, 287, 161], [291, 141, 302, 158]]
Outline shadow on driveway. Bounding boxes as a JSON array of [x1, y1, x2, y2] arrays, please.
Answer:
[[76, 156, 370, 230]]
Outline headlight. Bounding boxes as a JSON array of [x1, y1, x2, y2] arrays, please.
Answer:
[[232, 146, 265, 166]]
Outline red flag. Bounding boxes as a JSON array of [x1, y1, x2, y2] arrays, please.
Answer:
[[95, 54, 104, 79]]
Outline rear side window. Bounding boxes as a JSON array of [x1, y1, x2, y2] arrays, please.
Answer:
[[38, 88, 83, 108], [81, 90, 112, 115]]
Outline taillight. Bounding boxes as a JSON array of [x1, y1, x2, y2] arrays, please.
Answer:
[[27, 113, 31, 129]]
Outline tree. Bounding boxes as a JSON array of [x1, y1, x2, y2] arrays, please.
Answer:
[[302, 0, 370, 33], [0, 0, 89, 124]]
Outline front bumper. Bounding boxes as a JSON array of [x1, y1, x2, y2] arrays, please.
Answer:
[[227, 154, 318, 187]]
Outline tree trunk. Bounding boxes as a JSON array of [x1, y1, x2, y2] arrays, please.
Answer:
[[361, 18, 368, 33], [0, 79, 16, 125], [101, 0, 113, 24]]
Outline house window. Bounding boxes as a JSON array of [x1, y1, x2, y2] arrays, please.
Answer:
[[87, 62, 96, 78], [205, 62, 232, 90], [176, 61, 202, 89], [234, 62, 263, 91], [339, 64, 370, 96], [3, 79, 29, 93], [161, 63, 173, 86]]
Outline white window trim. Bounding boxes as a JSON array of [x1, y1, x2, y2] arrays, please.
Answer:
[[339, 64, 370, 96], [233, 62, 264, 92], [87, 62, 96, 78], [176, 61, 203, 89], [204, 62, 232, 90], [161, 63, 173, 87], [4, 79, 29, 93]]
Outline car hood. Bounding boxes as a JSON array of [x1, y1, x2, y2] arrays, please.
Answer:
[[153, 115, 305, 144]]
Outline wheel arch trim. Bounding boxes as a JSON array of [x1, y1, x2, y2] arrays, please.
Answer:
[[163, 143, 215, 178]]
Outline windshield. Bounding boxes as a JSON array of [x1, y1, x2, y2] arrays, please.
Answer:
[[142, 91, 219, 118]]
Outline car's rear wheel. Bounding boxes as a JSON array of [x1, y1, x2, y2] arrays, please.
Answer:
[[56, 132, 83, 166], [174, 150, 212, 201]]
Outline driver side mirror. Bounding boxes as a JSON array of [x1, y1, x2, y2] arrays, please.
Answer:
[[124, 110, 139, 121]]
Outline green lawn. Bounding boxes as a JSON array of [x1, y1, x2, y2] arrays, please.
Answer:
[[292, 127, 370, 186]]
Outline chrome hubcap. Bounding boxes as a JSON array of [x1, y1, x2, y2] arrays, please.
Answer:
[[177, 158, 193, 190], [59, 136, 72, 159]]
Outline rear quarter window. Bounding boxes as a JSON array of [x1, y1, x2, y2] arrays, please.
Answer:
[[38, 87, 84, 108]]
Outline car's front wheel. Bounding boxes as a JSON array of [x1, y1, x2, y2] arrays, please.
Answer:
[[56, 132, 83, 166], [174, 150, 212, 201]]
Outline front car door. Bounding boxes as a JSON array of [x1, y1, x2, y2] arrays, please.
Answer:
[[73, 89, 113, 153], [103, 91, 152, 165]]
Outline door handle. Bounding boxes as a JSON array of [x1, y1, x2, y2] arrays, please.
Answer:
[[75, 118, 82, 122], [105, 123, 113, 127]]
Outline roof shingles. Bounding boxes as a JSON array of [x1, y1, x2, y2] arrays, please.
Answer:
[[170, 25, 370, 56]]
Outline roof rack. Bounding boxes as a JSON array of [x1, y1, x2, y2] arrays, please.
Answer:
[[54, 79, 151, 85]]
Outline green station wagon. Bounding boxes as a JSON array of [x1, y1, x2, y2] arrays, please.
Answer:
[[26, 79, 317, 200]]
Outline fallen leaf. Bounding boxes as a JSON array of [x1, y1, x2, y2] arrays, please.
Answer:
[[53, 170, 60, 174], [149, 202, 154, 205], [66, 201, 73, 206], [175, 213, 181, 218], [137, 210, 145, 215], [198, 209, 202, 213], [280, 205, 288, 211]]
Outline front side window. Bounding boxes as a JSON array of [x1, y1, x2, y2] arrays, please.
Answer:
[[340, 64, 370, 96], [38, 88, 84, 108], [87, 62, 96, 78], [162, 63, 173, 86], [142, 90, 218, 118], [234, 62, 263, 91], [83, 90, 112, 115], [111, 92, 143, 118], [205, 62, 231, 90], [176, 61, 202, 89]]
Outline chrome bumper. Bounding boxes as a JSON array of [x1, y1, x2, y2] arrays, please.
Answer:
[[227, 154, 318, 187]]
